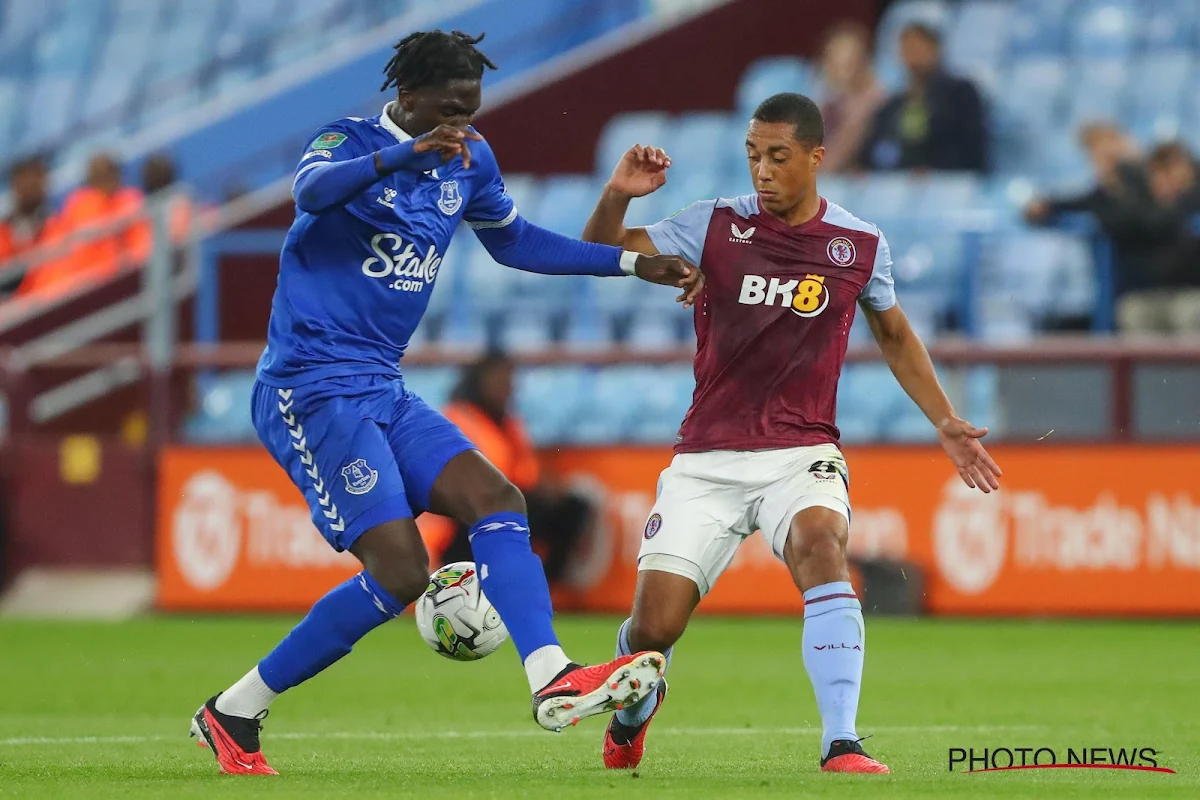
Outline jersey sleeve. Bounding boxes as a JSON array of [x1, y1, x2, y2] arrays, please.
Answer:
[[644, 199, 716, 266], [293, 123, 369, 177], [859, 228, 897, 311], [463, 138, 518, 230]]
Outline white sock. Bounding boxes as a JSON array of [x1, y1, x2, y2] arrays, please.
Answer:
[[801, 581, 864, 757], [215, 666, 279, 719], [524, 645, 572, 694]]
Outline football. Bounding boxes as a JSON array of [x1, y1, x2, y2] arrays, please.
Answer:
[[414, 561, 509, 661]]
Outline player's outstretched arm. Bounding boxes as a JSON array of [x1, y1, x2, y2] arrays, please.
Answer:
[[860, 302, 1003, 493], [294, 124, 480, 214], [582, 145, 671, 254], [472, 216, 702, 306]]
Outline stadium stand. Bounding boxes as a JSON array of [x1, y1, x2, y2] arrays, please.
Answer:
[[4, 0, 1199, 446]]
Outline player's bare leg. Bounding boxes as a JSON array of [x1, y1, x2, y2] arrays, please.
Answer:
[[782, 506, 888, 774], [193, 520, 427, 775], [428, 451, 665, 731], [602, 569, 699, 768]]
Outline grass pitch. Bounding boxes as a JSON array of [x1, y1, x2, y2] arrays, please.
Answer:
[[0, 615, 1196, 798]]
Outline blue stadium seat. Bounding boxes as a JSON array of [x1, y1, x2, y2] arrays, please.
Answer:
[[1140, 0, 1199, 51], [183, 372, 258, 443], [669, 112, 742, 183], [19, 76, 76, 149], [1035, 129, 1092, 191], [566, 369, 634, 444], [736, 58, 815, 119], [946, 2, 1012, 81], [624, 313, 682, 353], [595, 112, 671, 176], [440, 313, 488, 354], [401, 366, 459, 409], [459, 238, 514, 313], [853, 174, 916, 220], [874, 0, 952, 59], [627, 366, 694, 443], [0, 0, 60, 47], [496, 309, 556, 356], [819, 177, 859, 210], [528, 175, 599, 235], [914, 174, 983, 216], [1001, 58, 1068, 137], [1071, 0, 1138, 60], [0, 79, 20, 140], [964, 366, 1002, 434], [1129, 53, 1192, 142], [1007, 0, 1074, 56], [561, 308, 614, 353], [496, 173, 540, 217], [988, 230, 1095, 321], [836, 364, 900, 441], [1068, 59, 1129, 127], [515, 366, 587, 444]]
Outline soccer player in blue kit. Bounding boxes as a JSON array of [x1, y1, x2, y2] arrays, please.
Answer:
[[189, 30, 701, 776]]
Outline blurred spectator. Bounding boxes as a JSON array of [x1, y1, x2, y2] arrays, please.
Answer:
[[130, 153, 193, 263], [858, 22, 987, 173], [0, 155, 57, 295], [1026, 130, 1200, 333], [439, 352, 595, 586], [817, 21, 885, 174], [17, 153, 143, 299]]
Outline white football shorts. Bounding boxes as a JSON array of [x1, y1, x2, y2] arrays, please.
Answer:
[[638, 444, 850, 596]]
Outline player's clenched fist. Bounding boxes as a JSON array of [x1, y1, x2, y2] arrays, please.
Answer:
[[608, 145, 671, 198], [634, 253, 704, 308], [413, 124, 484, 169]]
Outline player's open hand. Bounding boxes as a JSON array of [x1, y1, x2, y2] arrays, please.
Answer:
[[413, 124, 484, 169], [607, 145, 671, 198], [634, 253, 704, 308], [937, 417, 1002, 493]]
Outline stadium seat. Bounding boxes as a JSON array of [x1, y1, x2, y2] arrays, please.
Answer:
[[624, 313, 682, 353], [1071, 0, 1138, 60], [528, 175, 599, 235], [819, 176, 859, 210], [496, 310, 556, 356], [669, 112, 742, 183], [515, 366, 588, 444], [853, 174, 916, 220], [874, 0, 953, 59], [964, 366, 1002, 434], [401, 366, 459, 409], [561, 308, 615, 353], [19, 76, 76, 149], [1067, 59, 1129, 128], [1128, 53, 1192, 142], [946, 2, 1012, 81], [594, 112, 671, 175], [736, 58, 815, 119], [1007, 0, 1074, 56], [496, 173, 540, 218], [1001, 58, 1068, 137], [1139, 0, 1199, 52], [626, 366, 694, 443], [183, 372, 258, 443]]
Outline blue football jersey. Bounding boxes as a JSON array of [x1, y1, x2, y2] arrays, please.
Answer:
[[256, 103, 517, 387]]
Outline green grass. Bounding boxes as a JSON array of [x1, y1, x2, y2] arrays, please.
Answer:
[[0, 616, 1195, 798]]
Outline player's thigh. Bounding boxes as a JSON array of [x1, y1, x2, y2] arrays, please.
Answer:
[[627, 568, 701, 654], [753, 445, 852, 583], [383, 390, 517, 523], [638, 453, 750, 600], [252, 379, 412, 554]]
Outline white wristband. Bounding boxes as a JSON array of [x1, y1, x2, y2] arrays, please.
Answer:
[[619, 250, 639, 276]]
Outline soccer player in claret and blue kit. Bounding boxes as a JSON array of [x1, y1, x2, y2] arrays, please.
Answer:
[[582, 93, 1004, 774], [188, 30, 702, 776]]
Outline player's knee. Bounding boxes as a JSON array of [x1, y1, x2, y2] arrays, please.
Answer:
[[628, 614, 685, 654], [467, 476, 527, 522], [359, 550, 431, 606], [786, 520, 848, 569]]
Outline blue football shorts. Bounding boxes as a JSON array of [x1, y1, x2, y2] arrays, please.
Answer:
[[252, 373, 475, 552]]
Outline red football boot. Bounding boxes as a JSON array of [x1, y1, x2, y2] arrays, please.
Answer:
[[821, 738, 890, 774], [603, 679, 667, 769], [189, 695, 278, 776], [533, 651, 666, 733]]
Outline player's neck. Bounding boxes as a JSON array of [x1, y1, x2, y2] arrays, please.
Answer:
[[770, 189, 823, 227], [386, 105, 421, 139]]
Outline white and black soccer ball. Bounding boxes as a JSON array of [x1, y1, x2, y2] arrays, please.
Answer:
[[415, 561, 509, 661]]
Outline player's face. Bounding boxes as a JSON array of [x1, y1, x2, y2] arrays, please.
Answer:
[[399, 79, 483, 135], [745, 120, 824, 218]]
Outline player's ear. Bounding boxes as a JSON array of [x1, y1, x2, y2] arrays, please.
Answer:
[[397, 89, 417, 113], [810, 145, 826, 169]]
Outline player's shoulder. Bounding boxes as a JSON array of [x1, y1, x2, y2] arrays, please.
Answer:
[[819, 199, 884, 241], [305, 114, 384, 153], [465, 126, 500, 171]]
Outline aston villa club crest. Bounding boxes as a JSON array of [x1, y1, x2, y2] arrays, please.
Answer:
[[437, 180, 463, 215], [827, 237, 856, 266], [644, 513, 662, 539], [341, 458, 378, 495]]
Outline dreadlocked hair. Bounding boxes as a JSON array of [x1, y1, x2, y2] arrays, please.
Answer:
[[380, 30, 497, 93]]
